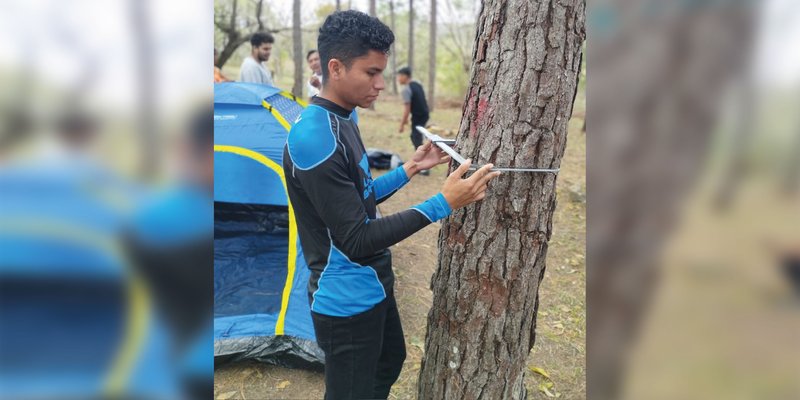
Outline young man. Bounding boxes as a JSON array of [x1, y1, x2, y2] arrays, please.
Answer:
[[239, 32, 274, 85], [397, 66, 431, 175], [397, 68, 430, 147], [283, 10, 500, 399], [306, 49, 323, 98]]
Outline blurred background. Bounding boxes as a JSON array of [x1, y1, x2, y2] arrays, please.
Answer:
[[588, 0, 800, 399], [0, 0, 213, 398]]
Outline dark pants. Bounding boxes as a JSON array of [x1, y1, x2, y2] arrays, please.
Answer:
[[311, 294, 407, 400], [410, 116, 429, 150]]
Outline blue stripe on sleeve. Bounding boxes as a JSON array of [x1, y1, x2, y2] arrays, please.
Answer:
[[410, 193, 452, 222], [373, 166, 409, 201]]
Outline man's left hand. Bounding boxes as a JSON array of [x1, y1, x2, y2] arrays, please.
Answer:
[[412, 141, 450, 171]]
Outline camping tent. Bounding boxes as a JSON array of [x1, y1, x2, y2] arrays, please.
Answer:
[[213, 82, 322, 369]]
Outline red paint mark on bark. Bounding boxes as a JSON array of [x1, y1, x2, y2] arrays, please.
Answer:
[[471, 98, 490, 139]]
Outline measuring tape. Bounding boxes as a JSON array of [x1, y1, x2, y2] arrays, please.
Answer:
[[416, 126, 560, 174]]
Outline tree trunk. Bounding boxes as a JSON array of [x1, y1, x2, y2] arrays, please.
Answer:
[[408, 0, 414, 71], [427, 0, 436, 111], [389, 0, 398, 95], [292, 0, 303, 97], [369, 0, 376, 17], [129, 0, 158, 179], [336, 0, 341, 11], [417, 0, 585, 399]]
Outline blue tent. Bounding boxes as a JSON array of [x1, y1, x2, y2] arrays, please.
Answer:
[[213, 82, 322, 369]]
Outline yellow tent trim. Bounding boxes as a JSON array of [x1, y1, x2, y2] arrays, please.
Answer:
[[0, 219, 151, 396], [214, 145, 297, 336]]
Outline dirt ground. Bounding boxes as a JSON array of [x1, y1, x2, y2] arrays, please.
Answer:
[[214, 92, 586, 399]]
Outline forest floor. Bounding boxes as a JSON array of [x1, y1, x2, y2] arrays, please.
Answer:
[[214, 88, 586, 399]]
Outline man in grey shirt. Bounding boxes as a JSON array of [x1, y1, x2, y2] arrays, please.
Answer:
[[239, 32, 274, 86]]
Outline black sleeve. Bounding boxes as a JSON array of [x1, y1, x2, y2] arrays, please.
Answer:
[[293, 150, 448, 260]]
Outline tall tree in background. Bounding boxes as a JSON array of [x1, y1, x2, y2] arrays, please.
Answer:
[[291, 0, 303, 97], [214, 0, 265, 68], [408, 0, 414, 71], [427, 0, 436, 111], [417, 0, 585, 398], [129, 0, 158, 179], [369, 0, 376, 17], [389, 0, 398, 95], [336, 0, 341, 11]]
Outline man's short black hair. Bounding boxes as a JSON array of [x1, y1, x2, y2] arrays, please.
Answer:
[[306, 49, 318, 61], [317, 10, 394, 82], [251, 32, 274, 47], [398, 67, 411, 77]]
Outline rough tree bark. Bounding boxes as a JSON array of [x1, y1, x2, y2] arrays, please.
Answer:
[[428, 0, 436, 111], [417, 0, 585, 399], [292, 0, 303, 97], [408, 0, 415, 71]]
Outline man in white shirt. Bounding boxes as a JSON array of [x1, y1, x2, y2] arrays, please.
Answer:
[[306, 49, 323, 98], [239, 32, 274, 86]]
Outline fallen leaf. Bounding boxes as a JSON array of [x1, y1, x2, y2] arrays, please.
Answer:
[[217, 391, 237, 400], [529, 366, 551, 379], [276, 380, 291, 389]]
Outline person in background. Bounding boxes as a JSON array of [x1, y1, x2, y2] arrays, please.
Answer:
[[306, 49, 323, 98], [397, 66, 431, 175], [239, 32, 274, 86], [214, 49, 231, 83]]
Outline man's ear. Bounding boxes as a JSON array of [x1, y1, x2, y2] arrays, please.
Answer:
[[328, 59, 343, 81]]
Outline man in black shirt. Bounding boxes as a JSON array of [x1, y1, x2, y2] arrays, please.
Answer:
[[397, 68, 429, 140], [283, 10, 500, 400]]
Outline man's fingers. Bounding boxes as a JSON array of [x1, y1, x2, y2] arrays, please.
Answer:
[[477, 171, 502, 187], [467, 163, 494, 183], [450, 159, 472, 179], [439, 155, 451, 164]]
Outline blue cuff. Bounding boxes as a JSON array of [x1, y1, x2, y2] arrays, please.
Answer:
[[374, 166, 409, 200], [411, 193, 452, 222]]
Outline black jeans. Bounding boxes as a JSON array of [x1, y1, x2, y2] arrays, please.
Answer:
[[311, 293, 407, 400], [410, 116, 429, 150]]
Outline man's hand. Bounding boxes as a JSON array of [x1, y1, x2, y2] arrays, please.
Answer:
[[441, 160, 502, 209], [412, 141, 450, 171], [398, 121, 406, 133], [309, 75, 321, 89]]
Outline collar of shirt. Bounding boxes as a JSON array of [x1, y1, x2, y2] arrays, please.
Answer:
[[312, 96, 352, 119]]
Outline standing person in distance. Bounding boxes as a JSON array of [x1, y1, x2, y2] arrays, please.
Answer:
[[306, 49, 323, 99], [397, 66, 431, 175], [239, 32, 275, 86]]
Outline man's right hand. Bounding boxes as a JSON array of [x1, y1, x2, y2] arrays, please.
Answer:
[[309, 75, 321, 88], [441, 160, 502, 209]]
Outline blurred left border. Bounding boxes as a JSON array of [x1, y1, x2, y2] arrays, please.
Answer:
[[0, 1, 214, 398]]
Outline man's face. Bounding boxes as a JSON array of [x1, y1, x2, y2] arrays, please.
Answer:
[[307, 52, 321, 74], [335, 50, 388, 109], [397, 73, 410, 85], [254, 43, 272, 62]]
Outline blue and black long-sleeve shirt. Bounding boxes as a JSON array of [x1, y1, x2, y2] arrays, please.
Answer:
[[283, 96, 452, 317]]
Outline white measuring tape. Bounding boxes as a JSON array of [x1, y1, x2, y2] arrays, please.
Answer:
[[416, 126, 560, 174]]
